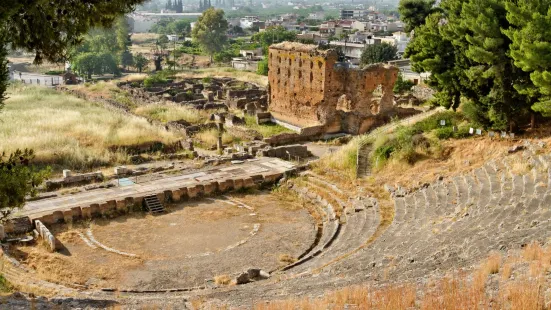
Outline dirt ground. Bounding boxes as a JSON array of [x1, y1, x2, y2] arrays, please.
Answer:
[[10, 192, 315, 290]]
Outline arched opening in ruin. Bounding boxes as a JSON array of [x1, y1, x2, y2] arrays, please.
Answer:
[[310, 72, 313, 83]]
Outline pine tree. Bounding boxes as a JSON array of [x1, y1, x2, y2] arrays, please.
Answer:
[[404, 0, 533, 129], [398, 0, 436, 33], [505, 0, 551, 117]]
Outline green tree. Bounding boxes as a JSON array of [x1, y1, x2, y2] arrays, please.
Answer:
[[257, 58, 268, 76], [115, 17, 132, 51], [192, 7, 229, 62], [405, 11, 465, 110], [157, 34, 170, 52], [251, 26, 297, 53], [0, 35, 8, 111], [398, 0, 436, 33], [0, 150, 50, 223], [405, 0, 532, 130], [167, 20, 191, 38], [394, 74, 415, 94], [360, 42, 398, 65], [134, 53, 149, 73], [72, 52, 101, 79], [120, 50, 135, 69], [505, 0, 551, 117]]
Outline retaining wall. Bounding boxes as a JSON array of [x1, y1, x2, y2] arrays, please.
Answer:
[[34, 220, 58, 252], [32, 171, 288, 226]]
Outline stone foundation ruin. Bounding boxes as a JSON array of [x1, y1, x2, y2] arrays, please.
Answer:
[[268, 42, 414, 135]]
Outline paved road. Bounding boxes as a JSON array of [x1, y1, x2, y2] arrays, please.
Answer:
[[23, 158, 295, 219]]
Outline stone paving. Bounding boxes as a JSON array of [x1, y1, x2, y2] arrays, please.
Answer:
[[23, 158, 295, 220]]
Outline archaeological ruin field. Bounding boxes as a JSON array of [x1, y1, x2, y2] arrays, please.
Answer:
[[3, 42, 551, 310]]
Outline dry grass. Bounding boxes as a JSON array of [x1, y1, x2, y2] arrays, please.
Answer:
[[176, 67, 268, 87], [502, 279, 545, 310], [194, 128, 237, 149], [214, 274, 231, 286], [523, 241, 544, 261], [278, 254, 297, 265], [255, 285, 416, 310], [120, 74, 148, 83], [70, 80, 119, 99], [134, 103, 213, 124], [1, 84, 180, 171]]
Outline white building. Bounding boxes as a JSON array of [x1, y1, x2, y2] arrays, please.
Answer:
[[240, 16, 260, 29], [129, 12, 201, 33]]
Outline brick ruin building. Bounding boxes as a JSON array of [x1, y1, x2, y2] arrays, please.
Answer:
[[268, 42, 410, 135]]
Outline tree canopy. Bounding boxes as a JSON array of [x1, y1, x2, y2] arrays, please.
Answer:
[[360, 42, 398, 66], [1, 0, 145, 65], [402, 0, 545, 130], [398, 0, 436, 33], [191, 7, 228, 61], [0, 150, 50, 223], [251, 26, 297, 53]]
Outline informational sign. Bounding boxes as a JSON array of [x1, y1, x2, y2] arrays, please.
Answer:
[[440, 120, 446, 126], [469, 128, 474, 134], [488, 131, 495, 137], [501, 131, 507, 138], [476, 129, 482, 135]]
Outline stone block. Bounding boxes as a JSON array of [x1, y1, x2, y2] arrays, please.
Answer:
[[203, 182, 218, 195], [217, 179, 233, 193], [187, 185, 203, 199], [233, 178, 244, 191], [179, 187, 189, 200], [242, 177, 256, 189], [89, 203, 101, 218], [171, 189, 183, 202], [250, 174, 264, 185], [163, 190, 172, 202], [71, 207, 82, 219], [132, 196, 145, 210], [81, 206, 92, 219], [99, 201, 116, 216], [116, 200, 128, 213], [63, 210, 73, 223], [263, 172, 283, 184]]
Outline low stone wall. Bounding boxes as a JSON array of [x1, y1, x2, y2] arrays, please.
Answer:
[[32, 170, 288, 226], [46, 171, 104, 191], [4, 217, 32, 234], [258, 144, 310, 159], [34, 220, 58, 252]]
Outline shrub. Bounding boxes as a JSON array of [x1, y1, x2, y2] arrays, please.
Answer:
[[44, 70, 64, 75], [201, 76, 212, 84], [434, 127, 455, 140], [257, 58, 268, 76], [143, 74, 167, 87]]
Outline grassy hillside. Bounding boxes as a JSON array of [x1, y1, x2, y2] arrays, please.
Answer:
[[0, 84, 180, 171]]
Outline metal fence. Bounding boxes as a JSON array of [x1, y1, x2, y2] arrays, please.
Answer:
[[11, 71, 61, 87]]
